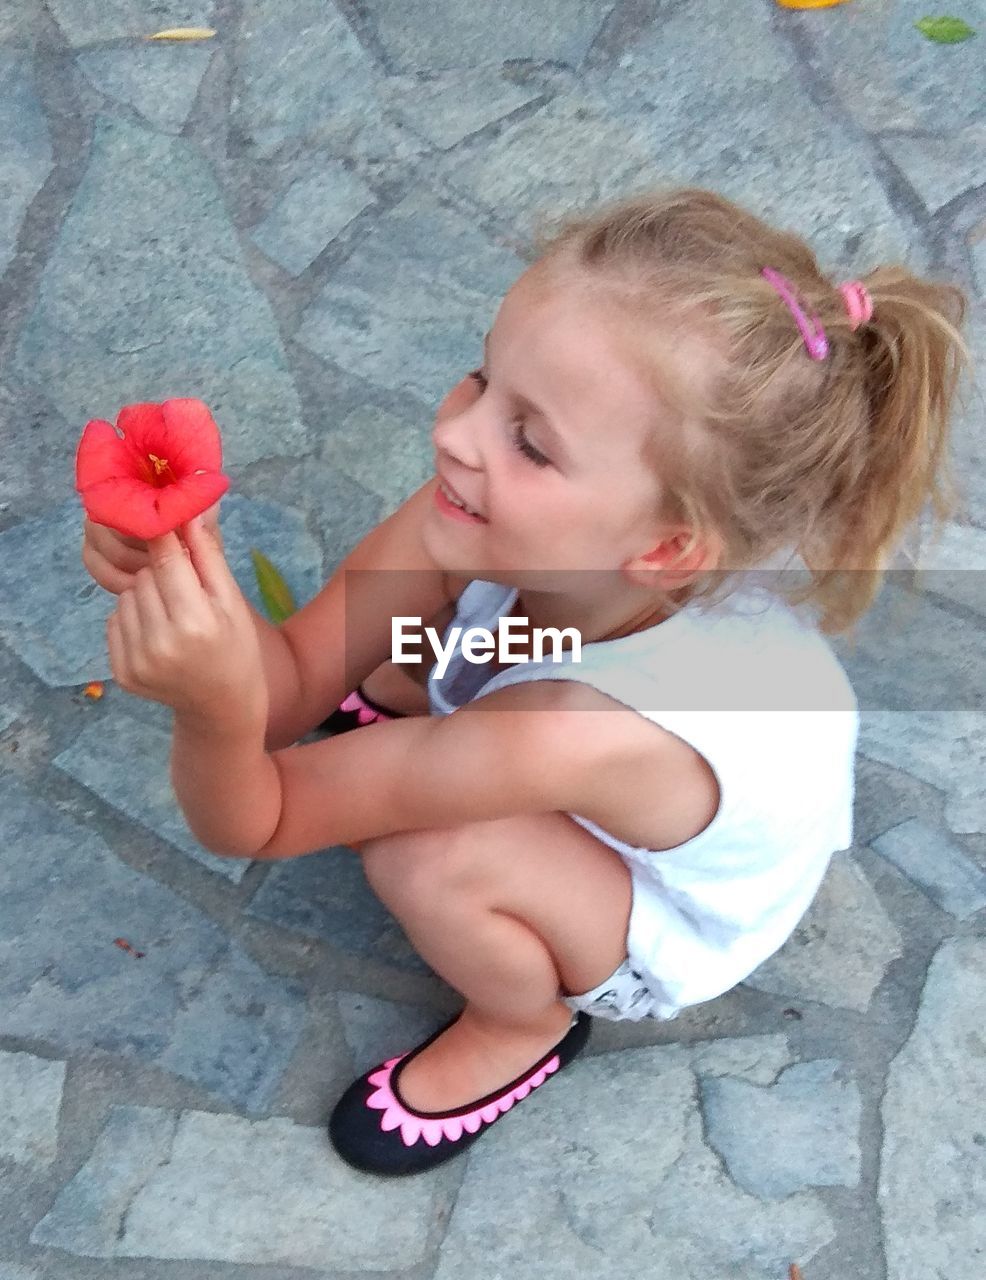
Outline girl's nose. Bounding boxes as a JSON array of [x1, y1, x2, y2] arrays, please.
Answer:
[[432, 392, 485, 472]]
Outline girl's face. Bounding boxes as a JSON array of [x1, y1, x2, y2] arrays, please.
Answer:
[[423, 267, 683, 586]]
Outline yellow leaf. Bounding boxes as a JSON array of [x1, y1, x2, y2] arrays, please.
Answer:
[[250, 549, 298, 624], [83, 681, 105, 700], [146, 27, 217, 41], [776, 1, 851, 8]]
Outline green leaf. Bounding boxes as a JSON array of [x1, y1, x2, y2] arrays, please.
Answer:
[[914, 16, 977, 42], [250, 548, 297, 624]]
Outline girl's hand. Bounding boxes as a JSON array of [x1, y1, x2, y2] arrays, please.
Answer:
[[83, 501, 222, 596], [106, 516, 267, 731]]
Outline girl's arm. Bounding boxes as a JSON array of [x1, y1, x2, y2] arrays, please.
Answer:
[[173, 679, 694, 862], [151, 526, 702, 859], [85, 477, 459, 751]]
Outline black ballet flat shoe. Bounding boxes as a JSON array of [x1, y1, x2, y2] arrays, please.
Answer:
[[317, 684, 407, 735], [328, 1011, 592, 1177]]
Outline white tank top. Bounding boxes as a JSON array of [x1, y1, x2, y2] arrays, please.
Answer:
[[426, 571, 859, 1019]]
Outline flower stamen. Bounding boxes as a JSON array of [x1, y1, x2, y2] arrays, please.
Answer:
[[146, 453, 177, 486]]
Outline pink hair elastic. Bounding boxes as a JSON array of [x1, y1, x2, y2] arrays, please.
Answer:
[[761, 267, 829, 361], [838, 280, 874, 330]]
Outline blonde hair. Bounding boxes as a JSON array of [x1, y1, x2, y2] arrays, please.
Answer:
[[532, 187, 975, 637]]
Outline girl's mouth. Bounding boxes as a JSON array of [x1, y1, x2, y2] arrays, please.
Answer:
[[435, 478, 488, 523]]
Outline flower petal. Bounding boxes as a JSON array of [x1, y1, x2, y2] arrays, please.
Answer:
[[79, 472, 229, 539], [151, 471, 230, 532], [159, 398, 224, 475], [76, 420, 132, 491], [80, 477, 178, 539], [116, 403, 166, 451]]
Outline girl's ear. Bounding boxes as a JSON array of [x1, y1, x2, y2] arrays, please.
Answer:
[[622, 529, 722, 589]]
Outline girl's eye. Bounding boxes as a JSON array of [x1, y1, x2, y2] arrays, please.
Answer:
[[465, 368, 551, 468], [511, 422, 551, 468]]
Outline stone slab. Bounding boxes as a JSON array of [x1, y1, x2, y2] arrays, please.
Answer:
[[0, 1051, 65, 1166], [13, 116, 306, 468], [441, 94, 669, 249], [233, 0, 381, 158], [701, 1059, 861, 1198], [858, 709, 986, 835], [0, 501, 118, 688], [795, 0, 986, 135], [364, 0, 614, 72], [434, 1041, 834, 1279], [0, 0, 39, 43], [885, 127, 986, 215], [0, 776, 306, 1112], [54, 710, 247, 882], [47, 0, 214, 44], [32, 1105, 436, 1267], [316, 402, 434, 513], [871, 817, 986, 918], [580, 3, 914, 273], [295, 190, 524, 410], [76, 43, 214, 133], [744, 852, 903, 1011], [838, 580, 985, 716], [0, 382, 74, 522], [912, 521, 986, 618], [384, 69, 541, 149], [335, 991, 445, 1076], [0, 48, 53, 277], [246, 848, 432, 975], [880, 937, 986, 1280], [250, 162, 374, 276]]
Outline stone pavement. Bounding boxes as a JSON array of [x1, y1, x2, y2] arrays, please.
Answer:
[[0, 0, 984, 1276]]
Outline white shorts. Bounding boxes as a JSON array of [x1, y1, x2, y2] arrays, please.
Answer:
[[561, 957, 670, 1023]]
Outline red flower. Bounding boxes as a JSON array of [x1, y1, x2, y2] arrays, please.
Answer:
[[76, 399, 231, 539]]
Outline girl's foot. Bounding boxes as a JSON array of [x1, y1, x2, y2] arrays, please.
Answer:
[[396, 1004, 576, 1113], [317, 683, 406, 735], [328, 1008, 592, 1176]]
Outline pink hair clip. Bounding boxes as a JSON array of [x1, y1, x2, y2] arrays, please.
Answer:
[[761, 267, 829, 361]]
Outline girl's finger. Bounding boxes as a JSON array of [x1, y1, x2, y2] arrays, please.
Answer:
[[181, 516, 238, 602], [82, 539, 140, 596], [106, 611, 134, 692], [146, 530, 207, 620], [132, 564, 171, 635], [115, 588, 144, 652], [84, 516, 148, 556]]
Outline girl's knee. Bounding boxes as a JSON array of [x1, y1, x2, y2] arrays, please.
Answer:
[[360, 827, 483, 908]]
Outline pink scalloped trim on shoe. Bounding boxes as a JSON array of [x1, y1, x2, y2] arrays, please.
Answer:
[[339, 688, 395, 725], [364, 1052, 562, 1148]]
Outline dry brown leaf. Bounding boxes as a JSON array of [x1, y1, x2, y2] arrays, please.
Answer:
[[789, 1265, 804, 1280], [146, 27, 216, 41]]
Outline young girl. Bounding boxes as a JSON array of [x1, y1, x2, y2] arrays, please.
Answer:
[[82, 187, 971, 1177]]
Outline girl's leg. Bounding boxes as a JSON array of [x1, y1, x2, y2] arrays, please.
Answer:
[[355, 811, 633, 1113]]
